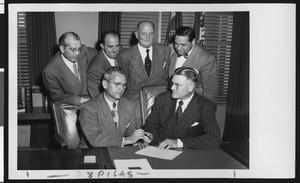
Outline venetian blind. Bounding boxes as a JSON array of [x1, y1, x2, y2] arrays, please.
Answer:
[[203, 12, 233, 103], [17, 12, 31, 108]]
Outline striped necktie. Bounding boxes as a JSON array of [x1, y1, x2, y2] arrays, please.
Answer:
[[111, 102, 119, 128], [176, 101, 184, 121], [73, 62, 81, 81]]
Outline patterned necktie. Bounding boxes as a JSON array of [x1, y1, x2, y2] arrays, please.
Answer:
[[73, 62, 81, 81], [111, 102, 119, 128], [145, 49, 151, 76], [176, 101, 184, 121]]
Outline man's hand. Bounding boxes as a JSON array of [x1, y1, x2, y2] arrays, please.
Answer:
[[158, 139, 178, 149], [123, 129, 145, 146], [143, 132, 153, 144]]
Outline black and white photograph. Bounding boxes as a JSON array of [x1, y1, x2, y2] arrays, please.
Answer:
[[5, 2, 296, 182]]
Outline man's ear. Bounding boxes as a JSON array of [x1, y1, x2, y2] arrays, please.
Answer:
[[188, 83, 195, 92], [59, 45, 65, 54], [191, 39, 196, 46], [100, 43, 104, 50], [102, 80, 108, 89], [134, 30, 138, 39]]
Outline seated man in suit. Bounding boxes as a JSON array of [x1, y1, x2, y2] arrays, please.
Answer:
[[79, 67, 152, 147], [169, 26, 219, 103], [43, 32, 98, 148], [43, 31, 98, 105], [118, 20, 170, 121], [143, 67, 221, 149], [87, 30, 121, 98]]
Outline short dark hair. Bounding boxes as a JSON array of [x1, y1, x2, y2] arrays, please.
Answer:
[[58, 32, 80, 46], [103, 67, 125, 82], [100, 30, 120, 45], [137, 20, 155, 31], [175, 26, 195, 42], [174, 67, 199, 84]]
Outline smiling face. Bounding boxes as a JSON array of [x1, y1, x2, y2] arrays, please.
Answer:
[[102, 72, 127, 102], [100, 33, 120, 59], [135, 22, 155, 48], [171, 74, 194, 100], [173, 35, 195, 56], [59, 35, 81, 62]]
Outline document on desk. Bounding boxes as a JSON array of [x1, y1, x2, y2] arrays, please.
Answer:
[[135, 146, 182, 160], [114, 159, 152, 170]]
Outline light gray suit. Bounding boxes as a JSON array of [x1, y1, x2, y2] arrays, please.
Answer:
[[169, 44, 219, 102], [79, 93, 141, 147]]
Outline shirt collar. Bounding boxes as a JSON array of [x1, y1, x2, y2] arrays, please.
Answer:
[[104, 92, 119, 110], [102, 50, 116, 63], [137, 43, 152, 52], [177, 92, 194, 106]]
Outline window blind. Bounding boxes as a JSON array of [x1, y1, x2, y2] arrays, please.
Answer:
[[203, 12, 233, 103], [17, 12, 30, 109]]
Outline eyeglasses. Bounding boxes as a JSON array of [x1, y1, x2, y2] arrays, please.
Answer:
[[170, 82, 191, 89], [109, 81, 127, 88], [65, 46, 81, 53]]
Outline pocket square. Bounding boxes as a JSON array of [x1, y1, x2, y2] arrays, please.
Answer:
[[126, 123, 130, 128], [191, 122, 199, 127], [162, 62, 166, 68]]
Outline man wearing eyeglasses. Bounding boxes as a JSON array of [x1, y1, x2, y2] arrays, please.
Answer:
[[79, 67, 152, 147], [43, 31, 98, 106], [143, 67, 221, 150]]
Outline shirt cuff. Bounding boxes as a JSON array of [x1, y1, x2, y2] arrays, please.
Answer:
[[177, 139, 183, 148], [121, 137, 124, 147]]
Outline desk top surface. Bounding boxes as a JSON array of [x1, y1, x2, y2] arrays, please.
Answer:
[[18, 146, 247, 170]]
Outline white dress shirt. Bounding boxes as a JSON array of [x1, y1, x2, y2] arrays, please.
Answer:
[[137, 44, 153, 65]]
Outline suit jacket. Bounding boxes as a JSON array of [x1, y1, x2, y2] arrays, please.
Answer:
[[42, 44, 98, 105], [79, 93, 141, 147], [118, 43, 170, 102], [143, 91, 221, 149], [169, 44, 219, 102], [87, 50, 120, 98]]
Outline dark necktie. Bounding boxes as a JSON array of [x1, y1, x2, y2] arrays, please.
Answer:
[[145, 49, 151, 76], [176, 101, 184, 121], [73, 62, 81, 81], [111, 102, 119, 129], [182, 53, 189, 59]]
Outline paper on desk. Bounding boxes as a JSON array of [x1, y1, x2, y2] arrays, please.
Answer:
[[114, 159, 152, 170], [135, 146, 182, 160]]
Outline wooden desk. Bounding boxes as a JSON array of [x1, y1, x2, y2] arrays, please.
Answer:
[[18, 107, 51, 121], [18, 146, 247, 170], [18, 148, 102, 170], [107, 146, 247, 169]]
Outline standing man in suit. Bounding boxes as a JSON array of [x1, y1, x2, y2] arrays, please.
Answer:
[[43, 31, 98, 105], [87, 30, 121, 98], [43, 32, 98, 148], [79, 67, 152, 147], [118, 20, 170, 120], [143, 67, 221, 149], [169, 26, 219, 103]]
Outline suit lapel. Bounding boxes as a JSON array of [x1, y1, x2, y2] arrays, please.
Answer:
[[57, 56, 82, 93], [171, 94, 199, 137], [182, 45, 200, 69], [130, 45, 148, 80], [98, 94, 118, 137]]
